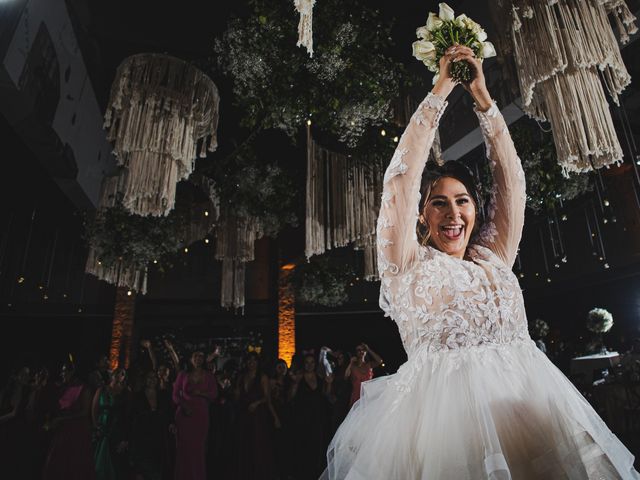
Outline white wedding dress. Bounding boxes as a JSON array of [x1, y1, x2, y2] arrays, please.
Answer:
[[322, 93, 639, 479]]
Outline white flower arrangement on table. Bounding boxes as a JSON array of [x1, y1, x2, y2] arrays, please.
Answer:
[[412, 2, 496, 84], [587, 308, 614, 334]]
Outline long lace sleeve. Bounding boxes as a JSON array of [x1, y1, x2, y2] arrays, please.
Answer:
[[376, 92, 448, 277], [475, 102, 526, 268]]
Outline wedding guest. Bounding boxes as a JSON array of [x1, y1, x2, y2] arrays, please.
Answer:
[[289, 354, 332, 480], [92, 367, 130, 480], [43, 363, 95, 480], [129, 370, 171, 480], [270, 359, 292, 480], [234, 352, 277, 480], [344, 343, 382, 407], [172, 350, 217, 480], [0, 366, 32, 479], [88, 355, 111, 392]]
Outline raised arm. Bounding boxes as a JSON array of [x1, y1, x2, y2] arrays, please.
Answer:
[[456, 49, 526, 267], [376, 85, 452, 277]]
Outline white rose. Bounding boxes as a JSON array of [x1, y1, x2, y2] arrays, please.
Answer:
[[455, 14, 468, 27], [481, 41, 497, 58], [477, 29, 488, 42], [416, 26, 430, 40], [426, 12, 443, 31], [412, 40, 436, 61], [438, 3, 455, 22], [423, 57, 438, 71]]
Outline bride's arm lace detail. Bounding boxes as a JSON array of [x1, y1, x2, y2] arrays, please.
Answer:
[[475, 102, 526, 268], [376, 92, 448, 278]]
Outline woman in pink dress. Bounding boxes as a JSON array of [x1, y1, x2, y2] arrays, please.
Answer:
[[172, 351, 217, 480], [42, 363, 95, 480], [344, 344, 383, 408]]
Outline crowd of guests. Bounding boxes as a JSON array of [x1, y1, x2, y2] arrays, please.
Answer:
[[0, 339, 385, 480]]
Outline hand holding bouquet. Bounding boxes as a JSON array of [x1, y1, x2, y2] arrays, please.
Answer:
[[412, 3, 496, 84]]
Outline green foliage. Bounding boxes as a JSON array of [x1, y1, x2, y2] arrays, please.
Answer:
[[510, 123, 592, 213], [293, 256, 354, 307], [85, 203, 186, 271], [214, 0, 403, 148]]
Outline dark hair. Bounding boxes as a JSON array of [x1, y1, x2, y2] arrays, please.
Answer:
[[417, 160, 485, 246]]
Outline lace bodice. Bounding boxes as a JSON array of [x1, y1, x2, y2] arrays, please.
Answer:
[[377, 92, 529, 356]]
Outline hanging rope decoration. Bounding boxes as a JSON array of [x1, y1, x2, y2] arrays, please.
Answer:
[[509, 0, 637, 174], [305, 96, 445, 281], [294, 0, 315, 57], [104, 54, 220, 216], [214, 210, 264, 312]]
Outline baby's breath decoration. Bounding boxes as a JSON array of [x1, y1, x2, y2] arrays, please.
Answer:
[[510, 123, 592, 213], [293, 256, 354, 307], [214, 0, 402, 148], [85, 203, 186, 274], [412, 2, 496, 84]]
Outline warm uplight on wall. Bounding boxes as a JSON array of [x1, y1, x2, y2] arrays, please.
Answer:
[[278, 263, 296, 367]]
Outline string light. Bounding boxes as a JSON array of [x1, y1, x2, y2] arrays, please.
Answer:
[[153, 259, 158, 264], [17, 276, 24, 284], [204, 210, 209, 217], [546, 278, 552, 283], [603, 199, 610, 207], [604, 263, 610, 269], [204, 238, 210, 244], [393, 136, 399, 143], [561, 214, 568, 221], [127, 290, 132, 296], [380, 129, 386, 136], [184, 247, 189, 253], [306, 119, 312, 126]]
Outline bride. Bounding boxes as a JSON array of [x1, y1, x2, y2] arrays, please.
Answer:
[[322, 45, 639, 479]]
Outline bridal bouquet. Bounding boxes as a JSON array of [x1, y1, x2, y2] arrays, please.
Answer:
[[412, 2, 496, 84]]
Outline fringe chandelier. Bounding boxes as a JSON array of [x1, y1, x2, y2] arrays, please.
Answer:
[[104, 53, 220, 216]]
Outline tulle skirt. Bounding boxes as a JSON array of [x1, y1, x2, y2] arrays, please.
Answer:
[[322, 340, 639, 480]]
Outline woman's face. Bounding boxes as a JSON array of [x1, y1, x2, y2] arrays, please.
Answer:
[[421, 177, 476, 259], [246, 355, 258, 371], [275, 361, 288, 377], [191, 352, 205, 369], [356, 346, 366, 360], [303, 356, 316, 373], [157, 366, 170, 381]]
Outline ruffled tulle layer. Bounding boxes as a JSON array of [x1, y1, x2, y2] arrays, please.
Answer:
[[322, 340, 639, 480]]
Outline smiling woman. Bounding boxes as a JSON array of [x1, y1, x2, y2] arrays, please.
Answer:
[[417, 161, 484, 259]]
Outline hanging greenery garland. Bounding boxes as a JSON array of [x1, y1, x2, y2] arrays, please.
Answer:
[[85, 203, 186, 273], [293, 255, 354, 307], [210, 143, 299, 237], [213, 0, 404, 149], [509, 123, 592, 213]]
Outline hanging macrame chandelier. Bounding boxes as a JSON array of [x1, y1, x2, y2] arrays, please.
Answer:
[[104, 53, 220, 216], [215, 210, 264, 312], [509, 0, 637, 174], [294, 0, 315, 57]]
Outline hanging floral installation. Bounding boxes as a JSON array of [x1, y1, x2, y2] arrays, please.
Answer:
[[104, 53, 220, 216], [292, 255, 354, 307], [509, 123, 592, 213], [85, 176, 218, 294], [508, 0, 637, 173], [213, 0, 404, 148]]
